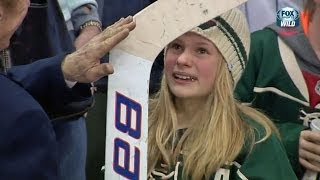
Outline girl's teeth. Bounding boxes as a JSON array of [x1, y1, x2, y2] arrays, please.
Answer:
[[175, 74, 196, 81]]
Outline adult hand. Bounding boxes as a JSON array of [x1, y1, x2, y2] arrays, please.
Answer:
[[62, 16, 135, 83], [299, 130, 320, 172], [74, 25, 101, 50]]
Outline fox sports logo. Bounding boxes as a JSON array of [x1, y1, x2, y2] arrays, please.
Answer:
[[276, 7, 300, 27]]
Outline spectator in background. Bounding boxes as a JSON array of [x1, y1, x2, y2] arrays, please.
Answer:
[[235, 0, 320, 178], [58, 0, 102, 49]]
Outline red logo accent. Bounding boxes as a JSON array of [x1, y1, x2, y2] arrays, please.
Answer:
[[278, 28, 299, 36]]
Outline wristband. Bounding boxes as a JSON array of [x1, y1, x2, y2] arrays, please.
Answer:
[[80, 20, 102, 32]]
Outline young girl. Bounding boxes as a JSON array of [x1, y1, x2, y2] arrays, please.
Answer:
[[148, 8, 297, 179]]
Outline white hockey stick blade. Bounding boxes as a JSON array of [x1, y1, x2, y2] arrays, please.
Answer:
[[114, 0, 248, 61], [105, 0, 248, 179]]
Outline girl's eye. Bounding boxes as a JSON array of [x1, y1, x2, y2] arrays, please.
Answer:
[[197, 48, 208, 54], [169, 43, 182, 51]]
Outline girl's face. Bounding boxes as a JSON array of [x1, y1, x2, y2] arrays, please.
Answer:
[[0, 0, 30, 50], [164, 32, 221, 99]]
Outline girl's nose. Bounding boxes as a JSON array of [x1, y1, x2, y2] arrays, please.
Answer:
[[176, 50, 192, 67]]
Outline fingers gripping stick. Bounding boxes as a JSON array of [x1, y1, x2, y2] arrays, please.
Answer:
[[105, 0, 247, 179]]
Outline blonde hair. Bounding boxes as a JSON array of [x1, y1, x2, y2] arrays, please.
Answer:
[[148, 58, 277, 179]]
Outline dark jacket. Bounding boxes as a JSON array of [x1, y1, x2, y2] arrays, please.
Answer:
[[0, 54, 92, 179]]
